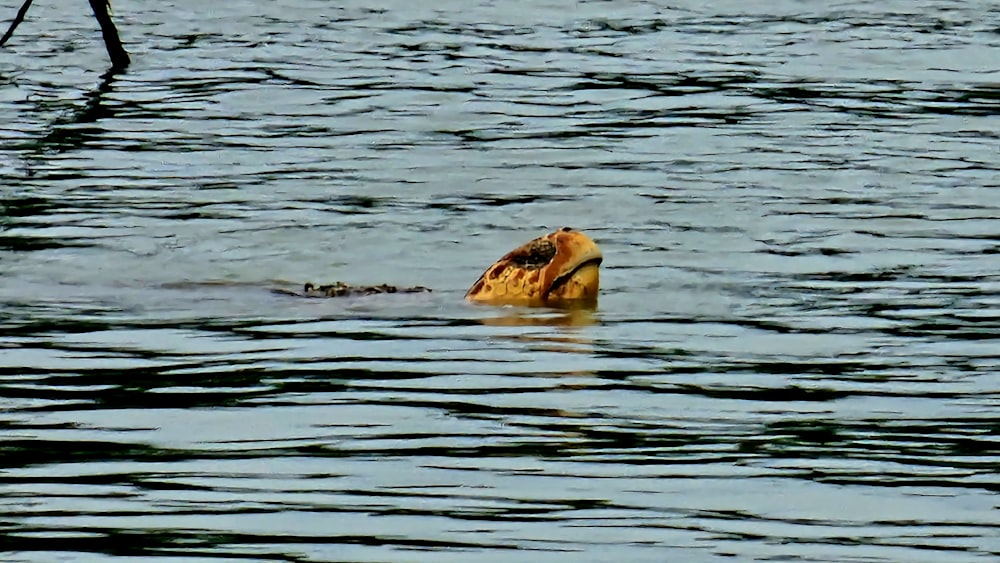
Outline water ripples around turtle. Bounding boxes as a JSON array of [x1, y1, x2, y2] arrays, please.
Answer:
[[1, 0, 999, 561]]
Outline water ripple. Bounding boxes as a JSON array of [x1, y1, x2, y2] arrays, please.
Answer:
[[2, 0, 999, 561]]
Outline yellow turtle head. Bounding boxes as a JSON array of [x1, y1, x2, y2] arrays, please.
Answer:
[[465, 227, 602, 308]]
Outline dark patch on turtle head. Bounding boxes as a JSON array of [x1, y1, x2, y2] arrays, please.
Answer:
[[470, 279, 485, 295], [508, 239, 556, 270]]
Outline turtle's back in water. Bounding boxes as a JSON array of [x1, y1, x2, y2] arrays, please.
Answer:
[[279, 227, 602, 308]]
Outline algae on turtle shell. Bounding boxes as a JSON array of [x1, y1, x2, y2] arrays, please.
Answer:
[[274, 281, 432, 298]]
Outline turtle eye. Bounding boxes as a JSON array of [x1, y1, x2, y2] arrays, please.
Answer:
[[560, 226, 573, 232]]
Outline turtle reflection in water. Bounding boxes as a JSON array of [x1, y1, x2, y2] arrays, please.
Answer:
[[282, 227, 602, 308]]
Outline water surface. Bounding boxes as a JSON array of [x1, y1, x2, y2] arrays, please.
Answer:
[[1, 0, 999, 561]]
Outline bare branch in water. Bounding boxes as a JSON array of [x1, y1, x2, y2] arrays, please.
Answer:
[[0, 0, 35, 48], [89, 0, 130, 69], [1, 0, 130, 70]]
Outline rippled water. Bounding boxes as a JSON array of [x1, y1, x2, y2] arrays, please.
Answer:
[[2, 0, 999, 561]]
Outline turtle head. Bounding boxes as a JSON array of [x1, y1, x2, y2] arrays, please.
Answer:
[[465, 227, 602, 308]]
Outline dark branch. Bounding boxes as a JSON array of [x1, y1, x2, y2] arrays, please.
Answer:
[[89, 0, 130, 70], [1, 0, 130, 70], [0, 0, 34, 48]]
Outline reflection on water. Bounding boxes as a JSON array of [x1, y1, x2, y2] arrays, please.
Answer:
[[2, 0, 999, 561], [476, 307, 599, 328]]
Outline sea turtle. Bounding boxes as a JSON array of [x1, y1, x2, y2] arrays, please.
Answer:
[[280, 227, 603, 308]]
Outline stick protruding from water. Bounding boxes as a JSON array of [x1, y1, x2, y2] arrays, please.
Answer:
[[0, 0, 34, 48], [89, 0, 130, 70], [1, 0, 130, 70]]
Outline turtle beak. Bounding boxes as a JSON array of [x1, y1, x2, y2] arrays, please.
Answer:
[[543, 230, 602, 306]]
